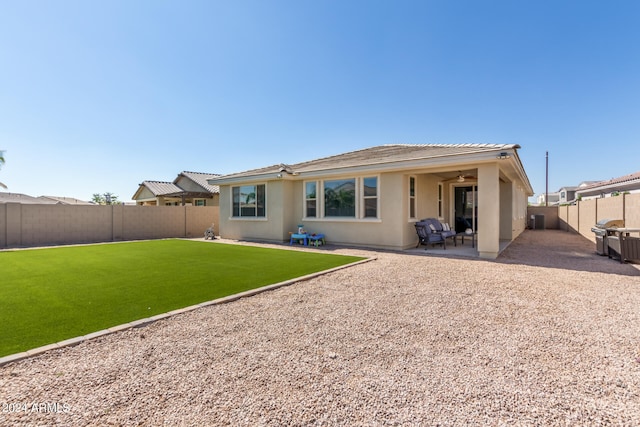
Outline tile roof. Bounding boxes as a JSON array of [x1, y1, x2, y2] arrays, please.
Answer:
[[0, 192, 58, 204], [141, 181, 183, 196], [578, 171, 640, 191], [176, 171, 220, 193], [38, 196, 94, 205], [214, 143, 521, 179]]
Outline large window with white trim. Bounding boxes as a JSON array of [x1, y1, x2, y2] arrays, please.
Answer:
[[232, 184, 266, 217], [304, 177, 379, 219], [324, 179, 356, 217]]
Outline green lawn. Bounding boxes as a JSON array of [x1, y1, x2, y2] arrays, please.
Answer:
[[0, 240, 364, 357]]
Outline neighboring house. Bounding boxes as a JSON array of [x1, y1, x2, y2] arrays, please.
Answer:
[[576, 171, 640, 200], [1, 193, 93, 205], [536, 181, 600, 206], [557, 186, 577, 204], [0, 192, 57, 204], [38, 196, 95, 205], [132, 171, 220, 206], [536, 192, 560, 206], [208, 144, 533, 259]]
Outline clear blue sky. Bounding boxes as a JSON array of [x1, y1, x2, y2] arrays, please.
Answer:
[[1, 0, 639, 202]]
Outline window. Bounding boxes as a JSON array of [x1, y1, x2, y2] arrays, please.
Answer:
[[195, 199, 206, 206], [438, 183, 443, 218], [232, 184, 266, 217], [307, 177, 379, 220], [305, 181, 317, 217], [363, 177, 377, 218], [409, 176, 416, 219], [324, 179, 356, 217]]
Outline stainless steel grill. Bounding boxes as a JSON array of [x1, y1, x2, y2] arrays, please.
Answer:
[[591, 218, 624, 255]]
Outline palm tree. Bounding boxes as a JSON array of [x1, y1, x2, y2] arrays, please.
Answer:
[[0, 150, 7, 189]]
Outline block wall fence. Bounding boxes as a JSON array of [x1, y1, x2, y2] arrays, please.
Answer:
[[0, 204, 218, 249], [528, 193, 640, 242]]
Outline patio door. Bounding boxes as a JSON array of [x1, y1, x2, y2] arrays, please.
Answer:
[[454, 185, 477, 233]]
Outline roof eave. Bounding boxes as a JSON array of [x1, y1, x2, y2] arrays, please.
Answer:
[[209, 146, 534, 194]]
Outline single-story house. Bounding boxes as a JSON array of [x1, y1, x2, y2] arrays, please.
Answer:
[[1, 192, 57, 204], [575, 171, 640, 200], [133, 171, 220, 206], [208, 144, 533, 259], [0, 192, 93, 205]]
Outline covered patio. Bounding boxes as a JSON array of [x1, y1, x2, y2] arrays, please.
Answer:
[[407, 236, 512, 258]]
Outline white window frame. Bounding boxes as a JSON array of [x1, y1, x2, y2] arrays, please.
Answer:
[[304, 181, 318, 218], [231, 183, 267, 219], [361, 176, 378, 219], [303, 176, 380, 222], [409, 176, 416, 220], [438, 183, 443, 219]]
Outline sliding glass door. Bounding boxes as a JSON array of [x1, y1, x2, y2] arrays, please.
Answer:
[[454, 186, 477, 233]]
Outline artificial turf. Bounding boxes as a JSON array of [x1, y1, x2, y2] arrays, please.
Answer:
[[0, 239, 365, 357]]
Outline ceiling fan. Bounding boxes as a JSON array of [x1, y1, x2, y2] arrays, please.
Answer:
[[455, 171, 476, 182]]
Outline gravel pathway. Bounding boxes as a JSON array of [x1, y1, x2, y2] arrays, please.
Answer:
[[1, 230, 640, 426]]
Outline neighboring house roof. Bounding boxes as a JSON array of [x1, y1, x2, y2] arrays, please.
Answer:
[[577, 181, 599, 188], [132, 172, 221, 201], [576, 171, 640, 197], [38, 196, 94, 205], [138, 181, 183, 197], [174, 171, 220, 194], [210, 144, 532, 194], [0, 192, 57, 204]]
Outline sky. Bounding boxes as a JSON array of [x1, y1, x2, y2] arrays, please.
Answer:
[[1, 0, 639, 203]]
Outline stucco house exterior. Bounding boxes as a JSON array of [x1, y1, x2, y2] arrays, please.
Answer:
[[209, 144, 533, 259], [133, 171, 220, 206]]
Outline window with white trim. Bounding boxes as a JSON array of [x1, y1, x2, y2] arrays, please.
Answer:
[[363, 177, 377, 218], [305, 177, 379, 219], [232, 184, 266, 217], [305, 181, 317, 217], [324, 179, 356, 217], [409, 176, 416, 219]]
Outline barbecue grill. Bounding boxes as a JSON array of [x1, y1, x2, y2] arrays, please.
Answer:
[[591, 218, 624, 256]]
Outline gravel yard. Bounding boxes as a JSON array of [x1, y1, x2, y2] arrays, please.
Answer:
[[1, 230, 640, 426]]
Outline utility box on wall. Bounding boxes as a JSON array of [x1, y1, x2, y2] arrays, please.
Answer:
[[530, 214, 545, 230]]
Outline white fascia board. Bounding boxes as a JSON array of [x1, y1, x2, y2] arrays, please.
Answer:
[[298, 151, 512, 179]]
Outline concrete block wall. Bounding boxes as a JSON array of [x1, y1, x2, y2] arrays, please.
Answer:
[[0, 203, 218, 249], [623, 193, 640, 229], [529, 193, 639, 243], [527, 206, 559, 229], [596, 197, 623, 224], [578, 199, 597, 240]]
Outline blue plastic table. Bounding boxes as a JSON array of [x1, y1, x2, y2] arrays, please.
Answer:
[[290, 233, 308, 246], [308, 234, 325, 247]]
